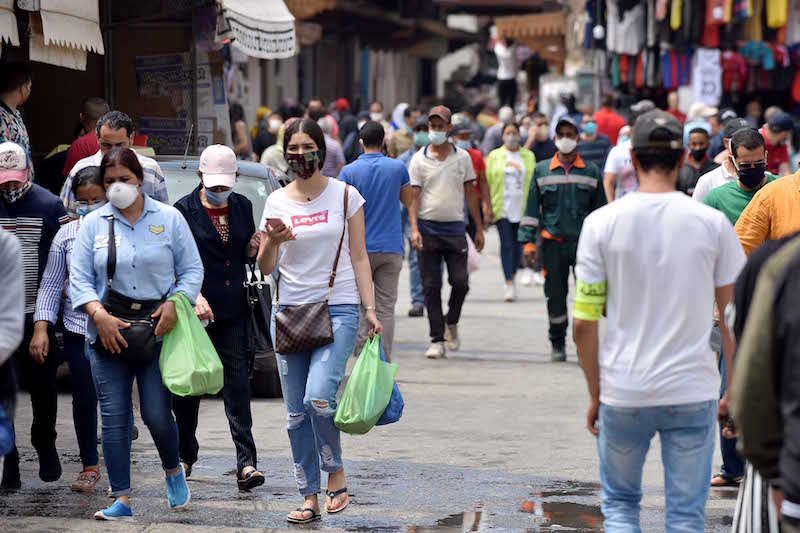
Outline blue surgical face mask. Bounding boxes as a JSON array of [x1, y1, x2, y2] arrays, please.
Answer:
[[205, 188, 233, 205], [414, 131, 430, 147], [76, 200, 106, 217], [456, 140, 471, 150], [583, 122, 598, 136], [618, 135, 630, 144], [428, 130, 447, 146]]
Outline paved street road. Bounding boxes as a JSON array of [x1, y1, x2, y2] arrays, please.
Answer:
[[2, 230, 736, 531]]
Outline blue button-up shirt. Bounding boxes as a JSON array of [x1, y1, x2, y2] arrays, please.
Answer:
[[70, 194, 203, 342]]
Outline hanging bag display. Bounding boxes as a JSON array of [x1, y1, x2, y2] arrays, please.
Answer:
[[273, 185, 350, 354]]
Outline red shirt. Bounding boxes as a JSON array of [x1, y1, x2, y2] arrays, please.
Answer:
[[760, 126, 791, 175], [204, 205, 230, 244], [666, 109, 687, 124], [62, 132, 99, 176], [466, 148, 485, 197], [593, 108, 626, 145]]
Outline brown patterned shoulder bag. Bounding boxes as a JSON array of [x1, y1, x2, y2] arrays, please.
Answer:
[[274, 184, 350, 354]]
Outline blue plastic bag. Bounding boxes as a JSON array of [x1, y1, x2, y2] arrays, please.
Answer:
[[376, 337, 404, 426]]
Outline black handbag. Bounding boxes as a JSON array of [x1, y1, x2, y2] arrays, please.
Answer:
[[91, 215, 164, 367], [244, 260, 282, 397]]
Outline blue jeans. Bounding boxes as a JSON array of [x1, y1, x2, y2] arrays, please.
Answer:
[[62, 331, 98, 467], [86, 342, 180, 497], [598, 400, 717, 533], [496, 218, 521, 282], [718, 349, 744, 478], [270, 304, 360, 496], [402, 206, 424, 306]]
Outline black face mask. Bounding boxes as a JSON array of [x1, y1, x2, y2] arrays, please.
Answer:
[[737, 166, 766, 189], [690, 148, 707, 162], [285, 151, 320, 180]]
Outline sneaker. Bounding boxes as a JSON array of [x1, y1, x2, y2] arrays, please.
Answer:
[[503, 284, 516, 302], [533, 272, 545, 286], [519, 268, 534, 287], [551, 346, 567, 362], [165, 466, 191, 510], [424, 342, 446, 359], [38, 446, 62, 482], [94, 500, 134, 521], [444, 324, 460, 351], [408, 303, 424, 317]]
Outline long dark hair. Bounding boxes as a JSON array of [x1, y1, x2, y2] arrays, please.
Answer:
[[283, 118, 327, 170], [100, 148, 144, 184]]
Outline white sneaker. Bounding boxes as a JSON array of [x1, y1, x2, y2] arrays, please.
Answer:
[[533, 272, 545, 286], [444, 324, 460, 351], [503, 284, 515, 302], [520, 268, 534, 287], [425, 342, 446, 359]]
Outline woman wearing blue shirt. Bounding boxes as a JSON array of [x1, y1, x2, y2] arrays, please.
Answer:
[[30, 166, 106, 492], [70, 148, 204, 521]]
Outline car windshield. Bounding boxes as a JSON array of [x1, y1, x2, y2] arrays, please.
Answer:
[[164, 168, 275, 228]]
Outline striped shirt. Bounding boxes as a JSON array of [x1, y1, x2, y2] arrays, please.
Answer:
[[60, 150, 168, 218], [34, 220, 86, 335]]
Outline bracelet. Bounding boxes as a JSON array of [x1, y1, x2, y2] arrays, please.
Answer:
[[90, 307, 104, 321], [365, 306, 376, 311]]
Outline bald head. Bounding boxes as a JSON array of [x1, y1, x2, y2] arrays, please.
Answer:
[[82, 97, 110, 132]]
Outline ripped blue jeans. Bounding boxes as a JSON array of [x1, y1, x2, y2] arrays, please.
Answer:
[[270, 304, 360, 496]]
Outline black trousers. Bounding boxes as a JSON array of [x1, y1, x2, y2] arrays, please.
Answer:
[[172, 319, 257, 472], [498, 78, 517, 108], [418, 234, 469, 343], [2, 316, 61, 480]]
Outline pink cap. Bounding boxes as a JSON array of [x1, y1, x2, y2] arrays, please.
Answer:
[[199, 144, 237, 188], [0, 142, 29, 185]]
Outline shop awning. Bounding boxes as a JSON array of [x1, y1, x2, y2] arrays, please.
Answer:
[[495, 11, 565, 39], [0, 0, 20, 51], [284, 0, 337, 20], [220, 0, 296, 59], [38, 0, 104, 54]]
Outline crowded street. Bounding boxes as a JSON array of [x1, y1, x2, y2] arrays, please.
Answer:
[[2, 234, 738, 531]]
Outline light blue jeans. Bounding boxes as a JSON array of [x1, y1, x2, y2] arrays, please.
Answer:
[[597, 400, 717, 533], [270, 304, 360, 496]]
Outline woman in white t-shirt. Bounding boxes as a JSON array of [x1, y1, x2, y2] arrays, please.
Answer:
[[257, 118, 382, 525], [485, 123, 535, 302]]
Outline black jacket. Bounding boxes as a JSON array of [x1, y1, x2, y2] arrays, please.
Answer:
[[174, 186, 255, 322]]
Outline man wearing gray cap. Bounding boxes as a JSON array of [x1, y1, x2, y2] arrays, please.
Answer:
[[573, 110, 745, 531]]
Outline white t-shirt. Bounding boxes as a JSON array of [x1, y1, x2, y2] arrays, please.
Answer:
[[692, 163, 736, 204], [502, 150, 526, 223], [575, 192, 746, 408], [494, 42, 517, 81], [603, 140, 637, 198], [259, 179, 365, 306], [409, 145, 476, 223]]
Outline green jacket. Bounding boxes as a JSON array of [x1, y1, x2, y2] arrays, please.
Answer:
[[517, 154, 607, 244], [485, 146, 536, 223]]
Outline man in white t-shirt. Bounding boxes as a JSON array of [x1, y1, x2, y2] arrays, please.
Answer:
[[573, 110, 746, 531], [409, 105, 485, 359], [692, 118, 752, 203], [602, 100, 655, 201]]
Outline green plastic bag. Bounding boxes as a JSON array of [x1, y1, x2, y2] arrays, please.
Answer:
[[334, 335, 397, 435], [160, 293, 224, 397]]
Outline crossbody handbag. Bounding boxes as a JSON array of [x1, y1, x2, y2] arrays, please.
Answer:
[[91, 215, 165, 366], [274, 184, 349, 354]]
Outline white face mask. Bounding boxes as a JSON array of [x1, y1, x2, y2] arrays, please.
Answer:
[[370, 112, 384, 122], [106, 182, 140, 210], [268, 119, 282, 131], [555, 137, 577, 154]]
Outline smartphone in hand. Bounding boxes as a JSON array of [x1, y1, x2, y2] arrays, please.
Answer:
[[266, 217, 286, 230]]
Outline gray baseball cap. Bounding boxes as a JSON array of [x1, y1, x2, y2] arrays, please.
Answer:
[[631, 110, 683, 150]]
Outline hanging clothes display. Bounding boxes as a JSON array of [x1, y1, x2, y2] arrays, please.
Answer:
[[693, 48, 723, 106]]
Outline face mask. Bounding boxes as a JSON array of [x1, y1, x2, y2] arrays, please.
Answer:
[[268, 119, 282, 131], [205, 188, 233, 205], [583, 122, 598, 136], [734, 160, 767, 189], [370, 112, 384, 122], [357, 121, 366, 130], [76, 200, 106, 217], [456, 140, 471, 150], [555, 137, 577, 154], [520, 130, 529, 144], [414, 131, 429, 147], [503, 134, 521, 149], [690, 148, 708, 162], [285, 151, 320, 180], [0, 183, 28, 204], [106, 182, 140, 209], [428, 130, 447, 146], [618, 135, 630, 144], [535, 124, 549, 141]]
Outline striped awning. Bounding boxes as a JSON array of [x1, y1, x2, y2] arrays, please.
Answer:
[[284, 0, 338, 20], [0, 0, 18, 51], [220, 0, 296, 59]]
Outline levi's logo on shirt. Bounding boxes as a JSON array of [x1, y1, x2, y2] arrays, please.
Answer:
[[292, 210, 328, 227]]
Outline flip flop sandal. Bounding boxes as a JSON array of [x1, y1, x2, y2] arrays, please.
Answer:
[[325, 487, 349, 514], [710, 473, 742, 487], [287, 507, 321, 524], [237, 469, 265, 492], [71, 469, 101, 493]]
